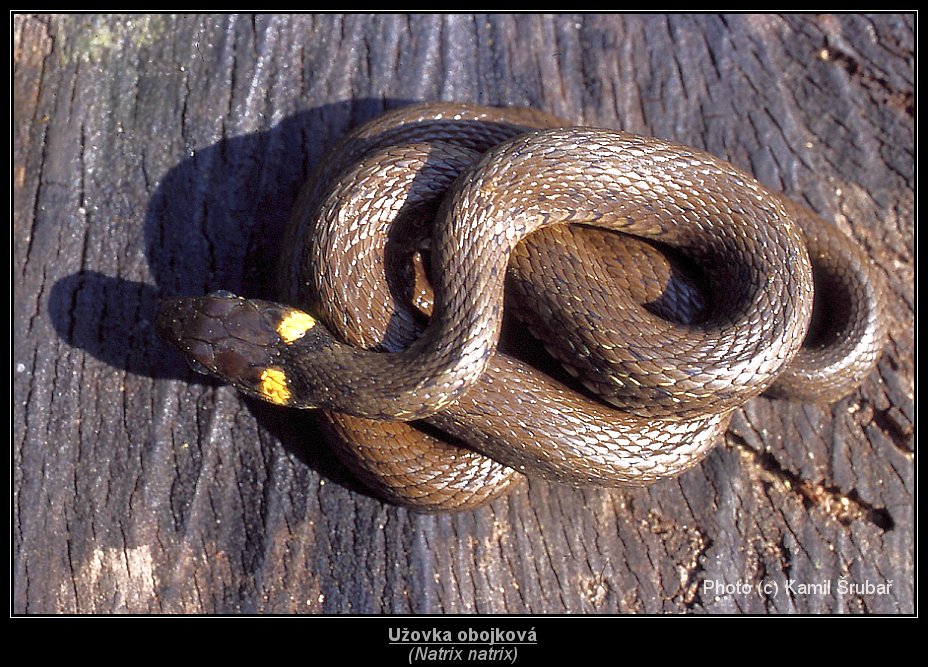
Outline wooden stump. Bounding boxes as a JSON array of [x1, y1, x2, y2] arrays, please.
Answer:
[[13, 13, 913, 614]]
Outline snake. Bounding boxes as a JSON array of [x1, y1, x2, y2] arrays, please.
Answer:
[[156, 103, 887, 512]]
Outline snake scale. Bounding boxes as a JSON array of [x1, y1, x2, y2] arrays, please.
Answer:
[[156, 103, 887, 512]]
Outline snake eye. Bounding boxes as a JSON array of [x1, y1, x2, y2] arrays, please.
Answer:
[[185, 354, 213, 378]]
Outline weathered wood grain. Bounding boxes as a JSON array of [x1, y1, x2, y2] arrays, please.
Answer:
[[13, 13, 913, 614]]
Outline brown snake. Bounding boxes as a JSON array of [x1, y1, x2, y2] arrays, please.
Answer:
[[156, 103, 887, 512]]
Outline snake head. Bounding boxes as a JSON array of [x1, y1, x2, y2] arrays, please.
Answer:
[[156, 292, 332, 407]]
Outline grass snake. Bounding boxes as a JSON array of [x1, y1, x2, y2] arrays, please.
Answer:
[[156, 103, 887, 512]]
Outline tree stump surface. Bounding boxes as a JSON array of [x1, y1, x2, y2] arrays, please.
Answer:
[[13, 13, 913, 614]]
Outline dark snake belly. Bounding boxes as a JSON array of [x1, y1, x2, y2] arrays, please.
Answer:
[[156, 103, 887, 512]]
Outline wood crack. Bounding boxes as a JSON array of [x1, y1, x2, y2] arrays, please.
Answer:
[[731, 433, 895, 532], [821, 45, 914, 118]]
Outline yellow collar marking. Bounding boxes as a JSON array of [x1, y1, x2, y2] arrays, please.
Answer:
[[259, 367, 291, 405], [277, 310, 316, 344]]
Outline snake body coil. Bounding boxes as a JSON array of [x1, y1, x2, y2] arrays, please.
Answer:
[[156, 103, 887, 511]]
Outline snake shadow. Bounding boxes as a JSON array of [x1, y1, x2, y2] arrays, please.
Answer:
[[47, 97, 435, 498], [47, 95, 724, 503]]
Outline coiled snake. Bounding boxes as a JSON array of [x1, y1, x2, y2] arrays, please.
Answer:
[[156, 103, 887, 512]]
